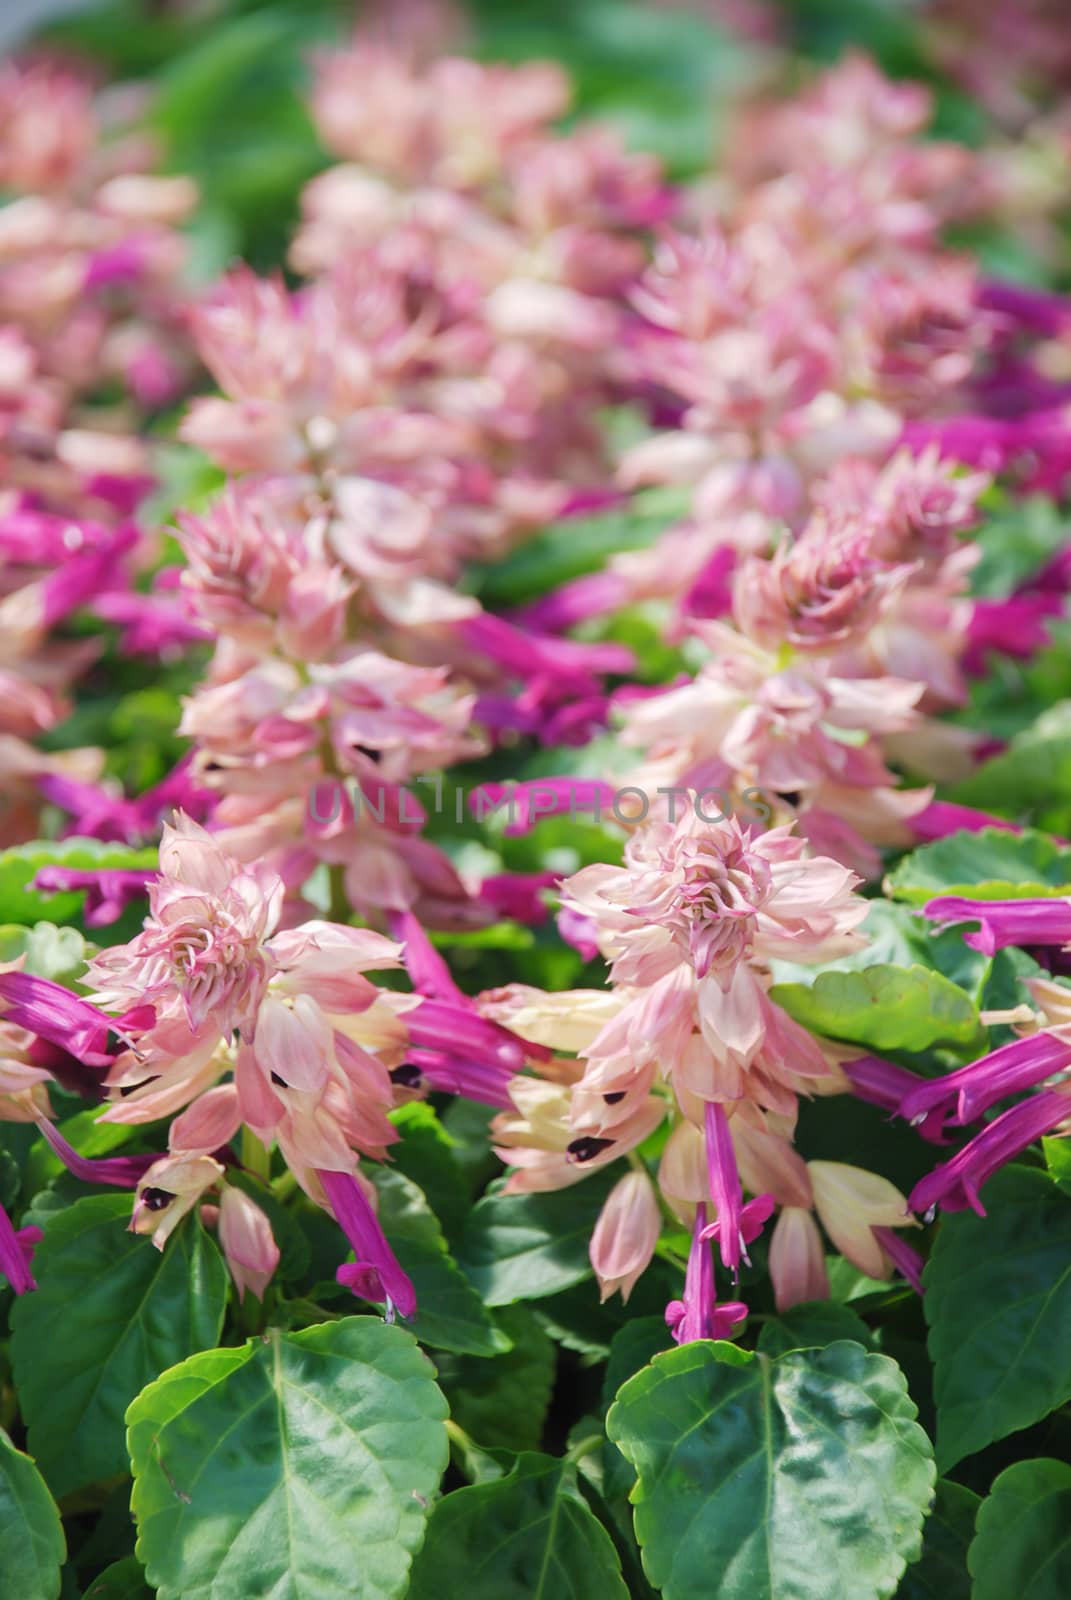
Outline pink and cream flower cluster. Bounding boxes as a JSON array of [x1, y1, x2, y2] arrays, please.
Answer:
[[482, 810, 918, 1337], [4, 21, 1071, 1336], [0, 58, 197, 846]]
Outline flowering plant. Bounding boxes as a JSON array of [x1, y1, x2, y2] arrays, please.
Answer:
[[2, 2, 1071, 1597]]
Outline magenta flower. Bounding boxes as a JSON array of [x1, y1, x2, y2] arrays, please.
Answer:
[[872, 1226, 926, 1295], [0, 971, 116, 1067], [703, 1101, 746, 1275], [319, 1168, 416, 1320], [924, 895, 1071, 954], [35, 1119, 159, 1188], [33, 867, 153, 927], [665, 1204, 748, 1346], [0, 1207, 42, 1296], [403, 1049, 515, 1110], [909, 1087, 1071, 1217], [900, 1031, 1071, 1131], [910, 801, 1027, 843]]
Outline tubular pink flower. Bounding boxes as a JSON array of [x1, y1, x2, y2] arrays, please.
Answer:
[[909, 1088, 1071, 1217], [900, 1031, 1071, 1132], [665, 1204, 748, 1345], [35, 1118, 159, 1188], [389, 908, 465, 1002], [319, 1167, 416, 1320], [33, 867, 152, 926], [0, 971, 116, 1067], [910, 802, 1026, 842], [405, 1000, 538, 1072], [0, 1208, 41, 1296], [404, 1048, 514, 1109], [872, 1226, 925, 1294], [703, 1101, 745, 1275], [923, 895, 1071, 954]]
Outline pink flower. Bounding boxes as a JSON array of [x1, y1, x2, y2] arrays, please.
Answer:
[[807, 1160, 915, 1280], [665, 1204, 748, 1345], [923, 895, 1071, 954], [319, 1166, 416, 1319], [87, 816, 286, 1033], [589, 1169, 662, 1303], [130, 1154, 225, 1250], [733, 532, 913, 655], [769, 1206, 829, 1310], [218, 1186, 280, 1302], [562, 811, 866, 990]]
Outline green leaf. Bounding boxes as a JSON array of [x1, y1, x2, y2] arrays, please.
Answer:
[[898, 1479, 979, 1600], [769, 965, 983, 1053], [885, 827, 1071, 905], [950, 703, 1071, 831], [0, 923, 88, 985], [1043, 1135, 1071, 1196], [81, 1556, 154, 1599], [128, 1317, 448, 1600], [968, 1459, 1071, 1600], [470, 492, 684, 607], [602, 1318, 673, 1411], [407, 1453, 629, 1599], [387, 1102, 470, 1244], [970, 496, 1071, 597], [371, 1169, 511, 1356], [924, 1165, 1071, 1469], [11, 1196, 228, 1496], [437, 1304, 556, 1453], [606, 1339, 935, 1600], [0, 840, 158, 927], [0, 1428, 65, 1600], [458, 1169, 620, 1305], [757, 1301, 874, 1358]]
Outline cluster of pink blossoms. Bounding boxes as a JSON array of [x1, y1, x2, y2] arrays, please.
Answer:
[[4, 24, 1071, 1335], [0, 58, 197, 845], [481, 811, 919, 1334]]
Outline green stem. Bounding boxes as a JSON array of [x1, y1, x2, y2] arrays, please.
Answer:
[[564, 1432, 602, 1466], [327, 861, 350, 924], [241, 1126, 272, 1182], [271, 1169, 298, 1203]]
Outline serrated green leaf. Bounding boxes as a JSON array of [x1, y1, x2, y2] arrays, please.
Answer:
[[602, 1318, 673, 1412], [770, 965, 983, 1053], [407, 1453, 629, 1599], [437, 1304, 556, 1453], [969, 1459, 1071, 1599], [898, 1479, 978, 1600], [949, 705, 1071, 830], [457, 1169, 620, 1305], [885, 827, 1071, 905], [757, 1300, 874, 1358], [606, 1339, 935, 1600], [371, 1168, 511, 1356], [0, 923, 89, 985], [0, 1427, 65, 1600], [81, 1556, 154, 1599], [924, 1165, 1071, 1469], [11, 1197, 228, 1496], [128, 1317, 448, 1600]]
